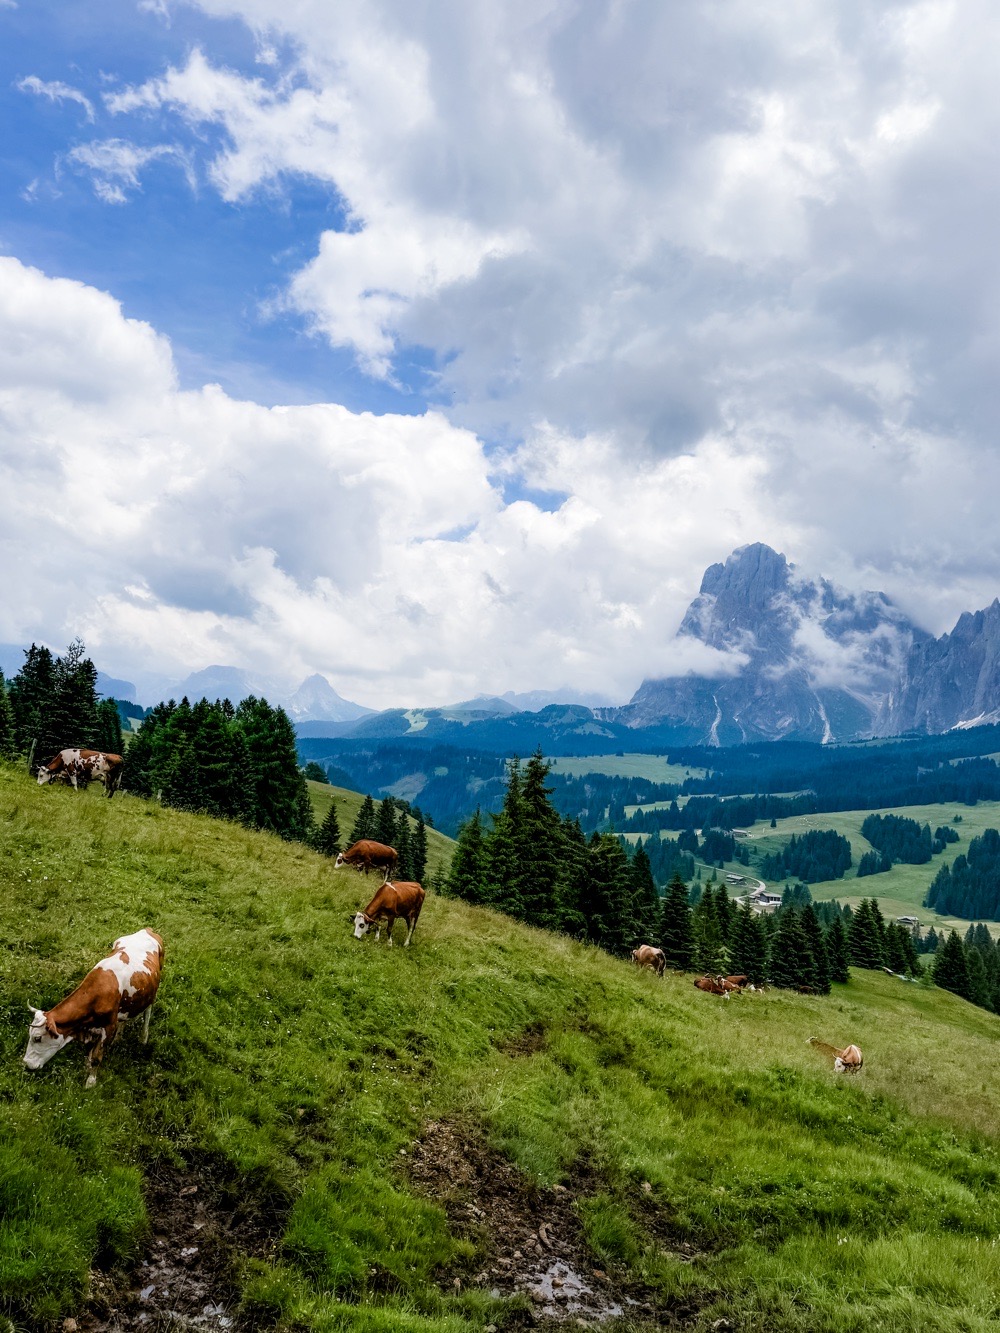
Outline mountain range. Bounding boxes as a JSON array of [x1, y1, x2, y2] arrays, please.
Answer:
[[9, 543, 1000, 745]]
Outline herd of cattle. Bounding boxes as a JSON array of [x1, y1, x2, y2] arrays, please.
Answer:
[[25, 778, 861, 1081]]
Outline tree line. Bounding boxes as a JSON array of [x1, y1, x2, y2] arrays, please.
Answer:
[[924, 828, 1000, 920], [0, 641, 124, 762], [759, 829, 853, 884]]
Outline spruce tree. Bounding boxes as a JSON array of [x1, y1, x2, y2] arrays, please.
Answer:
[[825, 915, 851, 984], [350, 794, 377, 843], [8, 643, 56, 756], [412, 811, 428, 883], [848, 899, 886, 969], [884, 921, 910, 974], [485, 759, 525, 918], [580, 832, 633, 955], [94, 697, 125, 756], [448, 809, 488, 903], [517, 750, 563, 930], [556, 817, 590, 937], [933, 931, 973, 1002], [692, 888, 726, 974], [729, 899, 768, 984], [800, 903, 831, 994], [966, 946, 992, 1011], [769, 909, 816, 990], [314, 800, 343, 857], [0, 672, 16, 761], [236, 696, 313, 842], [629, 843, 662, 947], [395, 807, 414, 880], [660, 871, 694, 970], [375, 795, 398, 847], [48, 640, 98, 752]]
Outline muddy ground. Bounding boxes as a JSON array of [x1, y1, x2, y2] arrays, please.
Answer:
[[406, 1118, 697, 1327], [76, 1161, 283, 1333]]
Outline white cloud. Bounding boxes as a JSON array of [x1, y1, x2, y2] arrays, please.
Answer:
[[17, 75, 95, 122], [64, 138, 195, 202]]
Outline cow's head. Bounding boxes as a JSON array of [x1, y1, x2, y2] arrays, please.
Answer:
[[350, 911, 372, 940], [334, 853, 346, 869], [22, 1007, 70, 1070], [36, 765, 54, 786]]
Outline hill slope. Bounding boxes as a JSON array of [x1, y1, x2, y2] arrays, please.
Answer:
[[4, 768, 1000, 1331]]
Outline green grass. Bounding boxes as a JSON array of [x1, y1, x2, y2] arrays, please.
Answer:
[[546, 754, 708, 782], [6, 767, 1000, 1330], [739, 802, 1000, 936], [306, 782, 455, 883]]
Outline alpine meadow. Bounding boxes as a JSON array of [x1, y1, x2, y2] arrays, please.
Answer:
[[5, 765, 1000, 1333]]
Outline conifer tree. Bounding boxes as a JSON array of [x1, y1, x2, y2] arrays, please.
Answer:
[[629, 843, 662, 947], [448, 808, 488, 903], [48, 640, 98, 752], [94, 697, 124, 756], [395, 807, 414, 880], [0, 672, 16, 761], [800, 903, 831, 994], [8, 643, 56, 755], [517, 750, 563, 930], [728, 899, 768, 984], [660, 871, 694, 970], [486, 759, 525, 917], [769, 908, 816, 990], [314, 798, 342, 857], [121, 700, 175, 797], [825, 915, 851, 984], [692, 887, 726, 974], [375, 794, 398, 847], [580, 832, 633, 955], [236, 696, 313, 841], [966, 946, 992, 1011], [933, 930, 973, 1003], [556, 817, 590, 937], [884, 921, 909, 974], [350, 794, 377, 843], [848, 899, 886, 969], [412, 811, 428, 883]]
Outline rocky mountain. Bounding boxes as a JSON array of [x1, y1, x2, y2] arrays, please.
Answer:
[[622, 543, 927, 744], [283, 674, 374, 723], [875, 600, 1000, 735]]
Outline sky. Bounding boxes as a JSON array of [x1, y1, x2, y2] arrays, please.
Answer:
[[2, 0, 999, 707]]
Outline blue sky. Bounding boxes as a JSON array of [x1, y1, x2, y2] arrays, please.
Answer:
[[2, 0, 999, 707]]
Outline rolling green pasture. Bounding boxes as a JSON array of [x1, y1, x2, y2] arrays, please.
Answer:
[[742, 802, 1000, 935], [6, 767, 1000, 1330], [546, 754, 708, 783], [306, 781, 455, 883]]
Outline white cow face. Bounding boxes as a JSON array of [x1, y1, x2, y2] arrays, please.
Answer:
[[23, 1007, 70, 1070], [352, 912, 371, 940], [37, 766, 53, 786], [334, 853, 346, 869]]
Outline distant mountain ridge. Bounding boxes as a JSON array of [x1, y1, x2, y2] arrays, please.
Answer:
[[619, 543, 927, 744]]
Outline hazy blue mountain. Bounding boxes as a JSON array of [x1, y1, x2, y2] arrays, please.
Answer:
[[284, 674, 374, 723]]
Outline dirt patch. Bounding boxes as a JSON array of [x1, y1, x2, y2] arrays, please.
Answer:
[[78, 1162, 285, 1332], [498, 1022, 548, 1058], [407, 1120, 671, 1326]]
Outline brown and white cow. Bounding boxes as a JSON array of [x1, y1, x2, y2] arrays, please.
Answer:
[[38, 749, 124, 798], [808, 1037, 864, 1073], [334, 839, 399, 883], [631, 945, 666, 976], [694, 973, 736, 998], [23, 928, 164, 1086], [350, 881, 425, 947]]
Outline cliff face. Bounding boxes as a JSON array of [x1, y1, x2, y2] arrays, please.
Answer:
[[875, 600, 1000, 735], [623, 544, 926, 744]]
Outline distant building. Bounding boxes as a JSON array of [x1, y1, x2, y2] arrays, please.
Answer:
[[896, 915, 921, 937], [745, 886, 783, 915], [725, 873, 748, 885], [732, 828, 750, 839]]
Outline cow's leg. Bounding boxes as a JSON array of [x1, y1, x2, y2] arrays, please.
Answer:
[[386, 916, 396, 947], [403, 913, 418, 947], [85, 1029, 109, 1087], [141, 1002, 154, 1044]]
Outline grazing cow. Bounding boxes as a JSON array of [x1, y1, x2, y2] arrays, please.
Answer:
[[631, 945, 666, 977], [334, 839, 399, 883], [23, 928, 164, 1086], [350, 881, 425, 947], [37, 749, 124, 798], [722, 975, 748, 989], [808, 1036, 864, 1073]]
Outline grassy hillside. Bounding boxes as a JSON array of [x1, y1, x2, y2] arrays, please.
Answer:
[[547, 755, 708, 783], [306, 781, 455, 883], [5, 767, 1000, 1331]]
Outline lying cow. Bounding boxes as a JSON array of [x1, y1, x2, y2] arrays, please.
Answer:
[[808, 1037, 864, 1073], [350, 880, 425, 947], [23, 928, 164, 1086], [37, 748, 124, 798], [694, 973, 742, 998], [632, 945, 666, 976], [334, 839, 399, 883]]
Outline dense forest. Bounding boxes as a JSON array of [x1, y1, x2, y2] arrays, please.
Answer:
[[759, 829, 853, 883], [924, 828, 1000, 920]]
